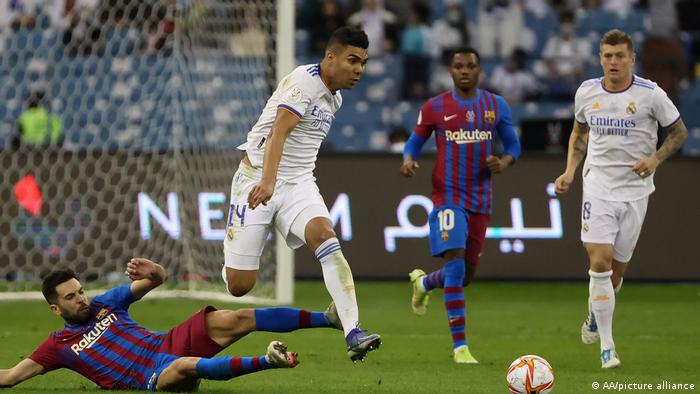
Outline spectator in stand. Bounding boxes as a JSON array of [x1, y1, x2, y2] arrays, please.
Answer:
[[477, 0, 525, 59], [538, 9, 592, 99], [347, 0, 399, 56], [400, 1, 432, 100], [13, 90, 63, 150], [310, 0, 347, 55], [388, 126, 410, 154], [61, 0, 105, 56], [430, 0, 471, 60], [600, 0, 639, 18], [429, 51, 457, 95], [231, 0, 268, 57], [0, 0, 37, 31], [489, 48, 541, 103], [641, 36, 687, 105]]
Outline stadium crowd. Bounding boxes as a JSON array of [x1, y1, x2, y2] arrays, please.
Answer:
[[0, 0, 698, 153]]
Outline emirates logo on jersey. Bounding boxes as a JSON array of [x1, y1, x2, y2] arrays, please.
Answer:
[[70, 313, 118, 355]]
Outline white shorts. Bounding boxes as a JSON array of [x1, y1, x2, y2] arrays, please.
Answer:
[[580, 192, 649, 262], [222, 161, 331, 271]]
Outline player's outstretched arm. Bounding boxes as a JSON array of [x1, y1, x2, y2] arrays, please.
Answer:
[[0, 358, 45, 388], [555, 121, 589, 194], [248, 108, 300, 209], [125, 258, 167, 300], [632, 119, 688, 178]]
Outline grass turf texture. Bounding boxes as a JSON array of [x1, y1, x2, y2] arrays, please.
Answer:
[[1, 281, 698, 393]]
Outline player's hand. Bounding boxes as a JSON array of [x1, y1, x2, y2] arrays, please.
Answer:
[[125, 258, 156, 281], [486, 155, 507, 174], [632, 156, 659, 179], [248, 179, 275, 209], [554, 171, 574, 194], [400, 158, 419, 177]]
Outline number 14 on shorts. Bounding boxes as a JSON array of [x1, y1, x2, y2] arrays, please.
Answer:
[[227, 204, 247, 227]]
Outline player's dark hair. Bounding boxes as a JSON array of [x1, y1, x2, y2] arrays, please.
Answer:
[[449, 46, 481, 65], [326, 26, 369, 53], [42, 269, 79, 304], [600, 29, 634, 52]]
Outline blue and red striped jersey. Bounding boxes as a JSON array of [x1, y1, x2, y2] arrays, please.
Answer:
[[29, 285, 166, 390], [412, 89, 521, 214]]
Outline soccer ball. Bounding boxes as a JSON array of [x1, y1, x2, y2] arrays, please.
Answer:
[[506, 354, 555, 394]]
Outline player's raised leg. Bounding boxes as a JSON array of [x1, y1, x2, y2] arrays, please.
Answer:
[[222, 160, 276, 297], [409, 268, 430, 315], [301, 215, 381, 360], [155, 341, 298, 391]]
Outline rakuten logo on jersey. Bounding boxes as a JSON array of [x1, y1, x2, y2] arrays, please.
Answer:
[[70, 313, 118, 355], [445, 129, 493, 144]]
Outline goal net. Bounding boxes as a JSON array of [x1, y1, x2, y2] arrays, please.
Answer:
[[0, 0, 294, 304]]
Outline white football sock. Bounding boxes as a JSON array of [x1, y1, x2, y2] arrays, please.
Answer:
[[589, 270, 615, 351], [587, 277, 594, 318], [315, 238, 359, 336]]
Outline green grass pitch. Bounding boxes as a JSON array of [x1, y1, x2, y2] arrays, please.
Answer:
[[1, 281, 698, 393]]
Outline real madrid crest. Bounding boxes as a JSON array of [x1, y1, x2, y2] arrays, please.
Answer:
[[227, 228, 234, 240], [626, 101, 636, 114], [582, 223, 589, 233]]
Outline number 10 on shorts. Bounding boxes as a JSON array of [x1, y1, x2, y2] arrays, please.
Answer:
[[438, 209, 455, 231]]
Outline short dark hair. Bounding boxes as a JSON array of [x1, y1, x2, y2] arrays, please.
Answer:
[[600, 29, 634, 52], [42, 269, 79, 304], [326, 26, 369, 53], [449, 46, 481, 65]]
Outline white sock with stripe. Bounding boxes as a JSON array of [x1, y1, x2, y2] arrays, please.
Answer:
[[315, 238, 358, 336], [589, 270, 615, 352]]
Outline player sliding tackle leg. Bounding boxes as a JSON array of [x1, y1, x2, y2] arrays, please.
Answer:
[[0, 259, 345, 391], [155, 300, 345, 391], [400, 47, 521, 364], [221, 27, 380, 361]]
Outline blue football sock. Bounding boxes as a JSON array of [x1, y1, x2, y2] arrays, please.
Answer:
[[196, 355, 273, 380], [443, 258, 467, 349], [423, 268, 445, 291], [254, 307, 331, 332]]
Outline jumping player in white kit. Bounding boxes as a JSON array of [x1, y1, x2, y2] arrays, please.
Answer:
[[222, 27, 380, 361], [555, 29, 688, 368]]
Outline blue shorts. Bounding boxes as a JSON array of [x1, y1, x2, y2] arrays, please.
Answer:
[[428, 204, 469, 257]]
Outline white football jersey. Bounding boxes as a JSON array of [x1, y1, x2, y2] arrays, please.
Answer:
[[574, 75, 680, 201], [238, 64, 342, 183]]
